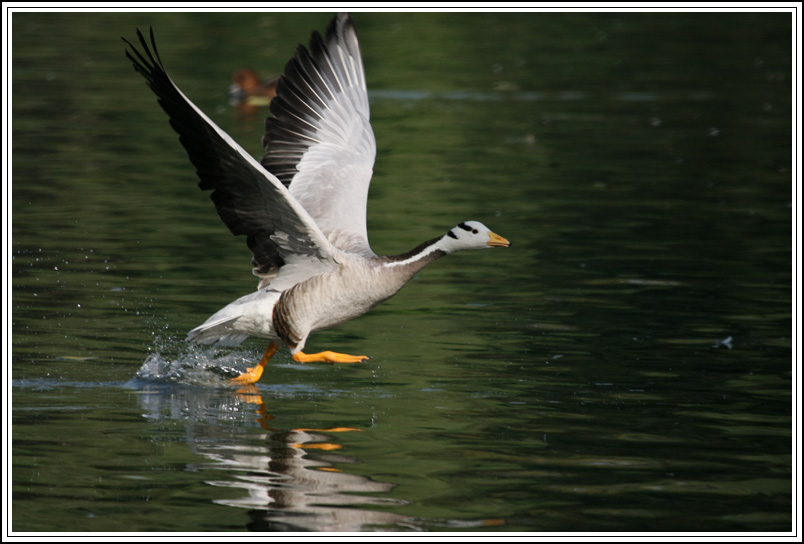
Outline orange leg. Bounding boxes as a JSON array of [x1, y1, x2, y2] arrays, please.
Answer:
[[230, 341, 279, 385], [292, 350, 369, 364]]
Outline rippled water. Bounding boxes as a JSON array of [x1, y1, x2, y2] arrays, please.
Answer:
[[10, 11, 793, 533]]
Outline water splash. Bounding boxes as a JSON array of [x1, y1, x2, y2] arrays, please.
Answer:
[[133, 340, 256, 387]]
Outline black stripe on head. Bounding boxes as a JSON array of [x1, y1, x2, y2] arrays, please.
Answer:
[[457, 222, 472, 231], [447, 229, 458, 239]]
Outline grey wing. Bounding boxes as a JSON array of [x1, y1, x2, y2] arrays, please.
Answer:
[[124, 28, 338, 287], [261, 13, 376, 256]]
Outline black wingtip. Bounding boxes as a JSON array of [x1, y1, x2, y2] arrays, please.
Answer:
[[328, 12, 355, 42], [123, 26, 166, 77], [147, 26, 164, 67]]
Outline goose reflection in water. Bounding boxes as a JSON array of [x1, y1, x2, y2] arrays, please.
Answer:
[[132, 345, 507, 531], [135, 384, 408, 531], [205, 432, 407, 531]]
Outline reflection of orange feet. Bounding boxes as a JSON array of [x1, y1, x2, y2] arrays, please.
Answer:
[[292, 443, 342, 451], [293, 427, 363, 433], [234, 385, 261, 399], [230, 341, 279, 385], [292, 350, 369, 364], [232, 386, 275, 429]]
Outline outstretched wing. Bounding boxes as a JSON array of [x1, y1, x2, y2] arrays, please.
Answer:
[[123, 28, 339, 288], [262, 13, 376, 256]]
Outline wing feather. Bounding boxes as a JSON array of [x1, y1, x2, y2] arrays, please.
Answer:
[[123, 28, 338, 287], [262, 13, 376, 256]]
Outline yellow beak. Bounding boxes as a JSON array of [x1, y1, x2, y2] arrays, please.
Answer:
[[487, 231, 511, 247]]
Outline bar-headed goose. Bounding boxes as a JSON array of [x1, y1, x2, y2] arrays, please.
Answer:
[[124, 14, 510, 384]]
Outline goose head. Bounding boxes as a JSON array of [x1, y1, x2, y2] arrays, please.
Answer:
[[444, 221, 511, 252]]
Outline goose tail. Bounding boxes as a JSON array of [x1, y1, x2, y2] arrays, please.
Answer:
[[186, 316, 249, 346], [185, 289, 281, 346]]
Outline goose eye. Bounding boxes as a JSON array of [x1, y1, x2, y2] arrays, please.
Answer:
[[472, 229, 478, 234]]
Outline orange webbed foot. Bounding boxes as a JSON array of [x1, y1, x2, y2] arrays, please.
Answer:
[[292, 351, 369, 364], [230, 341, 279, 385]]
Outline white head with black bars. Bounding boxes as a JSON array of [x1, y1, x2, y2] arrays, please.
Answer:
[[443, 221, 511, 252]]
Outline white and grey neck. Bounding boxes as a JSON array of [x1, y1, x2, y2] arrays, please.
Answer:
[[382, 235, 449, 269]]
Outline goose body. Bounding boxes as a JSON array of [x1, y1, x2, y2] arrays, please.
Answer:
[[124, 14, 509, 383]]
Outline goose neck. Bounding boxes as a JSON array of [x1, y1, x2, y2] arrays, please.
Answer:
[[383, 235, 449, 272]]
